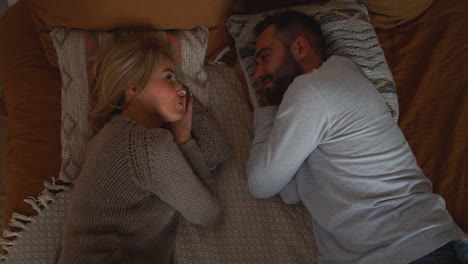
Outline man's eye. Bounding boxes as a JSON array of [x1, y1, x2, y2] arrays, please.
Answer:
[[261, 55, 268, 61]]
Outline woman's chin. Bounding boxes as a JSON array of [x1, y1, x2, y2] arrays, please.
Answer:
[[166, 113, 184, 123]]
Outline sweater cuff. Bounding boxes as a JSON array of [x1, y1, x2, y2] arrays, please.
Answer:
[[179, 139, 213, 181], [179, 139, 200, 156]]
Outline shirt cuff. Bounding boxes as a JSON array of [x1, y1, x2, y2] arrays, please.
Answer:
[[252, 106, 278, 142], [254, 106, 279, 119]]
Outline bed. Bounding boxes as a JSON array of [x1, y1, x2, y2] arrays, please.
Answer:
[[0, 0, 466, 262]]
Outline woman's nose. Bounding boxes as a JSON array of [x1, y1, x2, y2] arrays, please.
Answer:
[[177, 83, 187, 96]]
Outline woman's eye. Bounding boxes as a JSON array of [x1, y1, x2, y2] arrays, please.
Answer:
[[166, 73, 174, 80]]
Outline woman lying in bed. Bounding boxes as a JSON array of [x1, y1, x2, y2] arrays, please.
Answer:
[[59, 38, 231, 263]]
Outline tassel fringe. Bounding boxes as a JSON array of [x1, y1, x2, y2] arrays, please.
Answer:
[[0, 177, 68, 261], [208, 46, 232, 65]]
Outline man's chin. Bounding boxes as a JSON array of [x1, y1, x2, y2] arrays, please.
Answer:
[[260, 82, 273, 91], [264, 90, 281, 106]]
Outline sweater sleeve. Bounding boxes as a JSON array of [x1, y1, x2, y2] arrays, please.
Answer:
[[129, 126, 223, 227], [191, 98, 231, 169], [179, 139, 221, 203]]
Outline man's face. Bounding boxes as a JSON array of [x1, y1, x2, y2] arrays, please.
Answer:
[[255, 25, 303, 105]]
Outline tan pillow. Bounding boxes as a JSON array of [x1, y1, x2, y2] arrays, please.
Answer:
[[361, 0, 433, 29], [232, 0, 313, 14], [51, 26, 210, 182], [0, 81, 4, 115], [0, 0, 62, 226], [29, 0, 233, 66]]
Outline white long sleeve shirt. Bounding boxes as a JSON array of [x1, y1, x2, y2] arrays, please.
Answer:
[[247, 56, 464, 264]]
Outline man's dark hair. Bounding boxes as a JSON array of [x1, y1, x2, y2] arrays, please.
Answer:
[[254, 10, 325, 59]]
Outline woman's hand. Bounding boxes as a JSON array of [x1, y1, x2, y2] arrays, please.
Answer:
[[168, 95, 193, 145]]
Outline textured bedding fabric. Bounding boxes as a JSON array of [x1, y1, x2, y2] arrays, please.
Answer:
[[0, 63, 318, 263], [1, 0, 466, 262], [375, 0, 468, 231], [2, 23, 317, 262], [2, 188, 72, 263], [175, 64, 316, 263]]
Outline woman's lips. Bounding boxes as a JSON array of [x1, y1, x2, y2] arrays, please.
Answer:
[[178, 100, 185, 109]]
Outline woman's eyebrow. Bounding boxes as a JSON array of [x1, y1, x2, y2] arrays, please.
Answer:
[[163, 69, 175, 74]]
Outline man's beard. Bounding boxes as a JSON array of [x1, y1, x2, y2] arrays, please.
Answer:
[[266, 51, 303, 105]]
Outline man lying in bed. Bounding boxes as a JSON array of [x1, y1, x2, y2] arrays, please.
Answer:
[[246, 11, 467, 264]]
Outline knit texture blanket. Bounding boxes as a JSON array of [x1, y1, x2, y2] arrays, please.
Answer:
[[1, 63, 318, 263], [1, 23, 318, 262]]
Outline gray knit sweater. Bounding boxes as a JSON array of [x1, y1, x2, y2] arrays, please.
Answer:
[[59, 101, 230, 264]]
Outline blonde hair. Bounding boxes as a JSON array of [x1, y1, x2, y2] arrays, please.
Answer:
[[88, 36, 174, 132]]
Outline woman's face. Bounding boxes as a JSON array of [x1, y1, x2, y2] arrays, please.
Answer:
[[134, 55, 187, 123]]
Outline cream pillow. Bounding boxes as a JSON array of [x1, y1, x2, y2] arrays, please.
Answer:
[[51, 26, 210, 182]]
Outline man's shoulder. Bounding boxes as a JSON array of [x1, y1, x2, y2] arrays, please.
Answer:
[[286, 55, 378, 112], [323, 55, 357, 68], [312, 55, 359, 78], [296, 55, 371, 92]]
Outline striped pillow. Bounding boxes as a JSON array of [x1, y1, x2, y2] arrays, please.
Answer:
[[227, 0, 399, 121]]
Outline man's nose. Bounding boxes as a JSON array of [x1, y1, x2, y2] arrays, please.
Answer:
[[255, 64, 265, 81]]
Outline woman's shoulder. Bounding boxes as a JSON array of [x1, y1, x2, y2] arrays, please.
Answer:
[[101, 115, 168, 138], [97, 115, 179, 158]]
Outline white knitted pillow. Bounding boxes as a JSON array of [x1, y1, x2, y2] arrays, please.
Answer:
[[227, 0, 399, 121], [175, 63, 317, 264], [51, 26, 210, 183]]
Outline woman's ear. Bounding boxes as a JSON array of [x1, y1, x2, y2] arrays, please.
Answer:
[[126, 85, 136, 97], [291, 36, 311, 61], [125, 85, 138, 102]]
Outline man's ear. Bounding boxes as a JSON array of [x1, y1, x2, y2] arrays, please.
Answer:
[[291, 36, 311, 61]]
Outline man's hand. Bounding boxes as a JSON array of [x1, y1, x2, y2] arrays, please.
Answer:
[[168, 95, 193, 145]]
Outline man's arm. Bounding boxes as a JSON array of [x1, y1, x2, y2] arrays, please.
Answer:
[[279, 178, 301, 204], [246, 78, 329, 198]]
